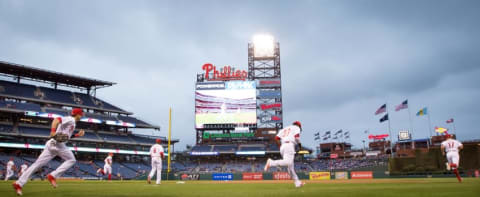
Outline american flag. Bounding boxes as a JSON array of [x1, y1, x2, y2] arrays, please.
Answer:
[[375, 104, 387, 115], [446, 118, 454, 124], [395, 100, 408, 111]]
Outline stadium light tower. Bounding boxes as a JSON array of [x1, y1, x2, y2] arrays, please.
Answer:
[[248, 34, 283, 130]]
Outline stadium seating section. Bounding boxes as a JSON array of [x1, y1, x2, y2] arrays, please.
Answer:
[[0, 80, 125, 112], [192, 144, 278, 153], [0, 125, 163, 145], [0, 150, 388, 180]]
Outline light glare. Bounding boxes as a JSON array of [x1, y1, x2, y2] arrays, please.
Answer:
[[252, 34, 275, 57]]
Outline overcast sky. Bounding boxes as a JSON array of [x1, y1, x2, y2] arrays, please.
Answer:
[[1, 0, 479, 151]]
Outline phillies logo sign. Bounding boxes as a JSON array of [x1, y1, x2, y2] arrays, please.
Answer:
[[202, 63, 248, 81]]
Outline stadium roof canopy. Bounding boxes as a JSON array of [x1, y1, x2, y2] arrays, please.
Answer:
[[0, 61, 115, 89]]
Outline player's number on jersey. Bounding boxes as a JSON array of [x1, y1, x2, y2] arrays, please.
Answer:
[[448, 142, 455, 149], [282, 128, 292, 138]]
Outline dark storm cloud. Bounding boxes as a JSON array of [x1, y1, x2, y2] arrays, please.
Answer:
[[0, 0, 479, 150]]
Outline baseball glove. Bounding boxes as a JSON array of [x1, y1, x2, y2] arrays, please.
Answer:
[[52, 133, 69, 143]]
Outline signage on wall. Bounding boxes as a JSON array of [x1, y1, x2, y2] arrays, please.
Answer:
[[398, 130, 411, 141], [202, 63, 248, 81], [260, 115, 282, 123]]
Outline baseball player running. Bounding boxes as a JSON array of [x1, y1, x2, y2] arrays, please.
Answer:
[[18, 162, 28, 178], [147, 139, 164, 185], [97, 152, 114, 181], [441, 134, 463, 183], [264, 121, 305, 188], [12, 108, 85, 196], [4, 157, 15, 181]]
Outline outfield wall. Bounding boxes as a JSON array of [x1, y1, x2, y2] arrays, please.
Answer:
[[389, 144, 480, 174], [133, 169, 479, 181]]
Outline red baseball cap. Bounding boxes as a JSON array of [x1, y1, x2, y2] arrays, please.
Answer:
[[293, 121, 302, 129], [71, 108, 84, 116], [156, 139, 162, 144]]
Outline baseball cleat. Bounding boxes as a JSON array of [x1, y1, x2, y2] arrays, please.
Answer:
[[47, 174, 57, 188], [12, 182, 22, 196], [264, 159, 272, 172]]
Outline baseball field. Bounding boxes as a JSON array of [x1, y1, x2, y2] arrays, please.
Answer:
[[1, 178, 479, 197]]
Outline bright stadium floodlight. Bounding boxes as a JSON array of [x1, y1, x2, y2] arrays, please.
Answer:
[[252, 34, 275, 57]]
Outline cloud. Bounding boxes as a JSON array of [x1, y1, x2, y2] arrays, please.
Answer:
[[0, 0, 479, 150]]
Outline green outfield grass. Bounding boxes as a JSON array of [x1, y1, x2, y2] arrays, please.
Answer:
[[1, 178, 479, 197]]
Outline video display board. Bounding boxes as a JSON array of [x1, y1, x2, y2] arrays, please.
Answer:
[[195, 81, 256, 128]]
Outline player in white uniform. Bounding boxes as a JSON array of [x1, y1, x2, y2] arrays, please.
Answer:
[[4, 157, 15, 181], [441, 134, 463, 183], [18, 162, 28, 178], [147, 139, 164, 185], [97, 152, 114, 181], [264, 121, 305, 188], [12, 108, 85, 196]]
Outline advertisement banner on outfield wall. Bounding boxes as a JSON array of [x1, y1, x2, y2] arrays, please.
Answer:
[[273, 172, 291, 180], [309, 172, 330, 180], [180, 173, 200, 180], [242, 172, 263, 180], [351, 171, 373, 179], [212, 173, 233, 181], [335, 172, 348, 180]]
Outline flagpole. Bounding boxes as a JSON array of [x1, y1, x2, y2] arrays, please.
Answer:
[[453, 120, 457, 136], [427, 108, 432, 138], [407, 104, 414, 139], [386, 103, 393, 158]]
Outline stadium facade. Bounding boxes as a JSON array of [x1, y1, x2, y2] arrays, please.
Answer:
[[0, 61, 178, 180]]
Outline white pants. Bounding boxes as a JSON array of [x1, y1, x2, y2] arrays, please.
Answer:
[[104, 165, 112, 174], [269, 143, 300, 186], [447, 152, 460, 167], [148, 157, 162, 184], [5, 169, 14, 181], [16, 139, 76, 187], [18, 170, 25, 178]]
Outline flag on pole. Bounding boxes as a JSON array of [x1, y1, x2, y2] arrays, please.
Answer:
[[379, 114, 389, 123], [344, 131, 350, 136], [345, 135, 350, 139], [314, 137, 320, 141], [335, 130, 343, 135], [333, 136, 338, 140], [375, 104, 387, 115], [446, 118, 454, 124], [395, 100, 408, 111], [322, 137, 329, 141], [435, 127, 448, 134], [314, 132, 320, 137], [416, 107, 428, 116], [323, 131, 331, 137]]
